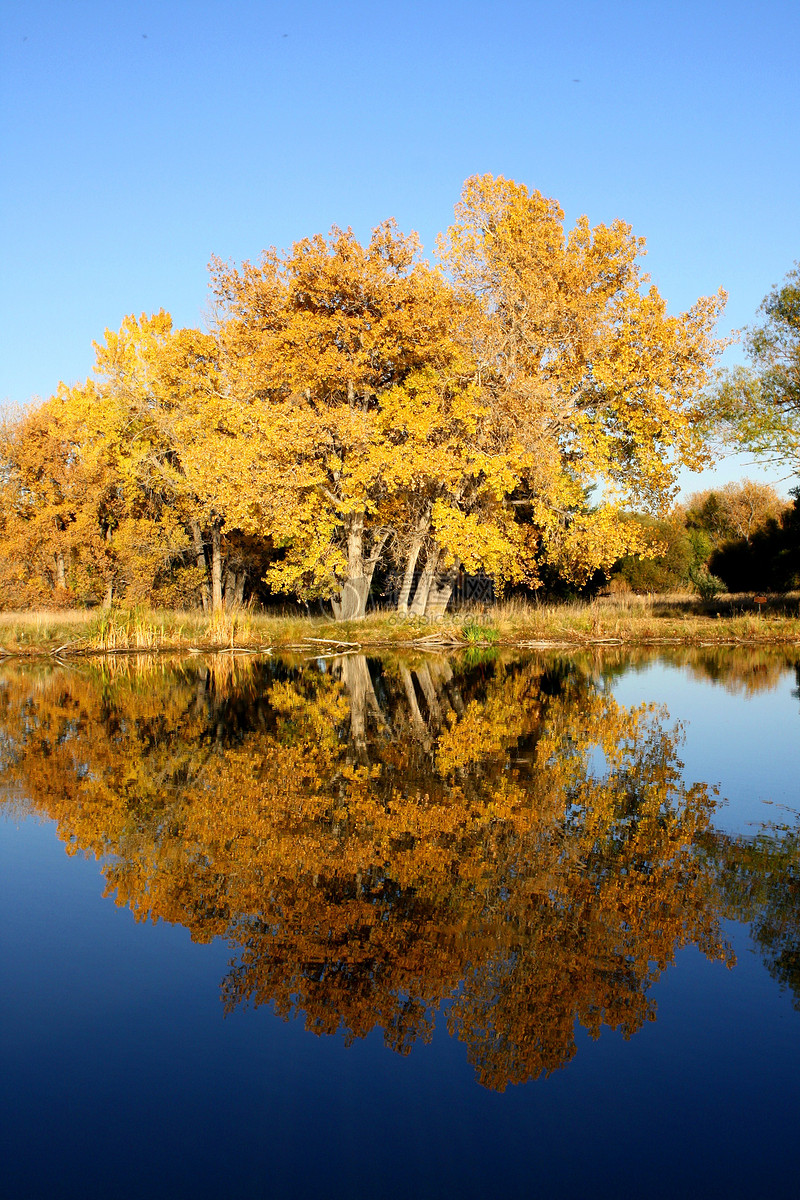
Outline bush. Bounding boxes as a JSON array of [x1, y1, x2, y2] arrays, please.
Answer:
[[689, 565, 727, 599], [610, 514, 696, 593]]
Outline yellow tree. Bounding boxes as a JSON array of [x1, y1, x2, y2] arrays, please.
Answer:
[[438, 174, 727, 589], [374, 368, 529, 614], [50, 375, 195, 608], [0, 400, 77, 604], [89, 311, 257, 611], [0, 390, 120, 606], [208, 222, 509, 618]]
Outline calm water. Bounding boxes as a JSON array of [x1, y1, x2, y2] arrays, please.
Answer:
[[1, 648, 799, 1199]]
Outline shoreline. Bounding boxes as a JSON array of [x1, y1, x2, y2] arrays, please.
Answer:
[[1, 600, 800, 658]]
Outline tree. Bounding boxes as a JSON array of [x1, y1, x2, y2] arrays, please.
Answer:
[[685, 480, 788, 547], [438, 176, 727, 593], [89, 311, 259, 612], [710, 262, 800, 472], [677, 480, 793, 592], [609, 511, 699, 593], [0, 389, 123, 607], [748, 263, 800, 414], [0, 400, 79, 605], [707, 489, 800, 592], [208, 223, 511, 619], [205, 180, 726, 618], [0, 179, 728, 616]]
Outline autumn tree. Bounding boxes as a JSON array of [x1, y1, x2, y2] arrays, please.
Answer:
[[0, 388, 123, 606], [207, 223, 512, 618], [438, 174, 727, 592], [685, 480, 788, 547], [0, 177, 728, 616], [88, 311, 267, 611], [680, 480, 794, 592], [608, 510, 701, 594], [204, 181, 725, 617], [0, 316, 208, 611], [0, 401, 78, 605]]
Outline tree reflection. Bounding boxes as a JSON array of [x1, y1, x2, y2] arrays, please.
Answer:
[[0, 652, 740, 1089], [709, 818, 800, 1009]]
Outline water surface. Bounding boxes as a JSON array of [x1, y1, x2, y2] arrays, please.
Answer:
[[1, 648, 798, 1198]]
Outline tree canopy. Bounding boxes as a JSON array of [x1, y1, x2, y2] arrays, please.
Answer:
[[710, 262, 800, 473]]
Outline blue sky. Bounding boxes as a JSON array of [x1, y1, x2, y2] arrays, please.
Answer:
[[2, 0, 798, 493]]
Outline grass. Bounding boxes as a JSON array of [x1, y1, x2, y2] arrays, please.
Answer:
[[0, 593, 799, 658], [0, 609, 96, 651], [461, 616, 500, 645]]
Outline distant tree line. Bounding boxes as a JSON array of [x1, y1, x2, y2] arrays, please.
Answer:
[[610, 480, 800, 596]]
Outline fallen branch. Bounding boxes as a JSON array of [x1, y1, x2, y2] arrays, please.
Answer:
[[51, 640, 86, 655], [303, 637, 362, 648]]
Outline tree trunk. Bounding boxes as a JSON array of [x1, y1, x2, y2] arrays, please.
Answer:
[[332, 516, 369, 620], [424, 564, 458, 617], [396, 537, 423, 614], [55, 550, 66, 589], [223, 567, 237, 610], [331, 516, 388, 621], [211, 523, 223, 614], [234, 570, 247, 607], [101, 526, 114, 610], [191, 520, 211, 614], [223, 568, 248, 610], [409, 546, 440, 616], [396, 509, 431, 613]]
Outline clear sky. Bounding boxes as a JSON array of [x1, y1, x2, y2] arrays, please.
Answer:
[[2, 0, 798, 494]]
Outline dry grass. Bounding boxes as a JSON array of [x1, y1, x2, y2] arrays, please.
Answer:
[[0, 609, 95, 652], [0, 593, 798, 659], [482, 593, 800, 646]]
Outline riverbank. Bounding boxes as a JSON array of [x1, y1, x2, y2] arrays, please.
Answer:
[[1, 594, 799, 657]]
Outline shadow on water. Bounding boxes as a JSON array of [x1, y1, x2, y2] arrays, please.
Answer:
[[1, 645, 798, 1090]]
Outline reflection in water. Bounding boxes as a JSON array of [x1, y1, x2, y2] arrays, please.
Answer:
[[3, 649, 794, 1090], [589, 643, 800, 697], [710, 820, 800, 1009]]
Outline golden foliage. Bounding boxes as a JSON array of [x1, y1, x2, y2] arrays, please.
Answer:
[[440, 174, 727, 581]]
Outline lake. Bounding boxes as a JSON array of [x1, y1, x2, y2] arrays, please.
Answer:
[[1, 647, 799, 1199]]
